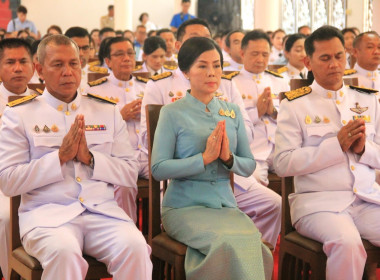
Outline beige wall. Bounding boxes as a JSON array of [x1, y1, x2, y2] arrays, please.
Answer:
[[22, 0, 113, 35], [372, 0, 380, 33]]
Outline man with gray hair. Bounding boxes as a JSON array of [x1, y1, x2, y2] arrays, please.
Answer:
[[0, 35, 152, 279]]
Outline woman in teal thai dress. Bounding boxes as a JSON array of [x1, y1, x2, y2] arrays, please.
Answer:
[[151, 37, 273, 280]]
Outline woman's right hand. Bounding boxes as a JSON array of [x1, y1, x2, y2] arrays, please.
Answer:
[[202, 121, 224, 166]]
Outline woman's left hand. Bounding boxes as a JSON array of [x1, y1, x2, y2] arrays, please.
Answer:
[[219, 120, 231, 161]]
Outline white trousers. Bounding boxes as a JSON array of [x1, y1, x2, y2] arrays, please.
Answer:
[[234, 175, 281, 248], [294, 198, 380, 280], [22, 211, 152, 280], [114, 151, 149, 223], [0, 193, 10, 280]]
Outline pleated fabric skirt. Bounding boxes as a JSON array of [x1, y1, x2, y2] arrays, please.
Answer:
[[162, 206, 273, 280]]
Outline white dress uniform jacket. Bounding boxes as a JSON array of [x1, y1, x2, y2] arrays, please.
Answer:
[[223, 58, 244, 72], [278, 63, 308, 83], [233, 68, 290, 162], [0, 90, 139, 238], [274, 81, 380, 225], [353, 63, 380, 90], [140, 68, 254, 150]]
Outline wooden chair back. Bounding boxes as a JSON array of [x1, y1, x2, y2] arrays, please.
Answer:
[[290, 77, 358, 91], [27, 84, 45, 94], [267, 64, 285, 71], [132, 72, 151, 79], [87, 72, 109, 83]]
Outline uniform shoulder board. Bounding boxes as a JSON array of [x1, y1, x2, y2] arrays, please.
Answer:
[[344, 69, 357, 76], [86, 93, 117, 104], [150, 71, 172, 81], [7, 94, 38, 107], [276, 66, 288, 74], [349, 85, 378, 94], [221, 71, 240, 80], [223, 61, 231, 67], [135, 75, 149, 83], [265, 69, 284, 78], [163, 61, 178, 70], [88, 65, 108, 74], [88, 60, 100, 66], [35, 88, 44, 95], [133, 65, 143, 72], [284, 86, 312, 101], [88, 77, 108, 87]]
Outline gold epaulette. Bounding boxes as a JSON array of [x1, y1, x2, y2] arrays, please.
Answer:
[[223, 61, 231, 67], [88, 60, 100, 66], [150, 71, 172, 81], [135, 76, 149, 83], [284, 86, 312, 101], [344, 69, 357, 76], [276, 66, 288, 74], [7, 94, 38, 107], [221, 71, 239, 80], [163, 61, 178, 70], [349, 85, 378, 94], [133, 65, 142, 72], [86, 93, 117, 104], [35, 88, 44, 95], [88, 65, 108, 74], [88, 77, 107, 87], [265, 69, 284, 78]]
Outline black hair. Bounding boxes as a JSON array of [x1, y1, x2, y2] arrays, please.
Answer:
[[284, 33, 306, 52], [298, 25, 310, 33], [341, 28, 356, 36], [353, 31, 380, 48], [241, 30, 271, 50], [90, 29, 99, 35], [157, 28, 174, 37], [178, 37, 222, 72], [47, 25, 62, 35], [99, 27, 115, 39], [304, 25, 344, 56], [139, 12, 148, 22], [116, 30, 123, 36], [176, 18, 211, 42], [271, 29, 286, 39], [31, 39, 41, 56], [104, 37, 133, 59], [17, 29, 29, 37], [17, 5, 27, 14], [98, 37, 112, 65], [143, 36, 166, 55], [182, 0, 191, 3], [108, 5, 114, 10], [64, 27, 90, 40], [147, 30, 157, 37], [225, 29, 245, 48], [0, 38, 33, 61]]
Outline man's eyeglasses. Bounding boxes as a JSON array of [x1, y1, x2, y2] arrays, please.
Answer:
[[110, 50, 136, 58]]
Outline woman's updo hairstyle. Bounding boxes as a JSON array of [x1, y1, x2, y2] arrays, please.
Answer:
[[178, 37, 223, 72], [285, 33, 306, 52]]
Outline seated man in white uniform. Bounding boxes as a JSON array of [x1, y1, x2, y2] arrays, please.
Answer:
[[0, 38, 36, 280], [223, 29, 245, 71], [274, 25, 380, 280], [352, 31, 380, 90], [232, 30, 289, 186], [88, 36, 148, 222], [0, 35, 152, 280], [157, 28, 178, 62], [140, 19, 281, 248]]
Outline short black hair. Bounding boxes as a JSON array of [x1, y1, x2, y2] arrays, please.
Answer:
[[284, 33, 306, 52], [108, 5, 114, 10], [225, 29, 245, 48], [176, 18, 211, 42], [17, 5, 27, 14], [104, 37, 133, 59], [182, 0, 191, 3], [353, 31, 380, 48], [139, 12, 148, 22], [90, 29, 99, 35], [304, 25, 344, 56], [99, 27, 115, 39], [17, 29, 29, 37], [147, 30, 157, 37], [65, 27, 90, 40], [31, 39, 41, 56], [157, 28, 173, 37], [47, 25, 62, 35], [143, 36, 166, 55], [272, 29, 285, 39], [0, 38, 32, 61], [241, 30, 271, 50], [298, 25, 310, 33], [178, 37, 222, 72], [341, 28, 356, 36]]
